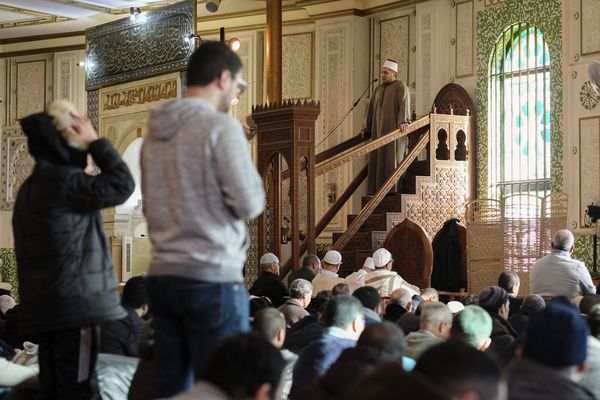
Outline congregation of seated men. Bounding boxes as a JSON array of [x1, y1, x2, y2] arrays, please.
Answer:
[[2, 227, 600, 400]]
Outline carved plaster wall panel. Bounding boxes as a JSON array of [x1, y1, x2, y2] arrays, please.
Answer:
[[484, 0, 504, 7], [420, 12, 433, 115], [0, 125, 33, 210], [282, 33, 313, 100], [380, 16, 410, 84], [87, 90, 99, 130], [578, 117, 600, 228], [317, 24, 352, 232], [54, 50, 87, 114], [8, 54, 53, 125], [581, 0, 600, 56], [456, 0, 474, 77], [581, 81, 600, 110]]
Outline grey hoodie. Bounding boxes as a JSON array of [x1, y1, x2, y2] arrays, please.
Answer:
[[141, 97, 265, 282]]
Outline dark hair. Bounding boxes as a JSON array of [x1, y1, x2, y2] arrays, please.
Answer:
[[580, 294, 600, 315], [588, 304, 600, 338], [353, 286, 382, 311], [322, 295, 363, 329], [186, 41, 243, 87], [302, 254, 319, 269], [498, 271, 520, 293], [332, 283, 350, 297], [307, 290, 331, 314], [520, 294, 545, 315], [415, 341, 501, 400], [122, 276, 147, 309], [205, 333, 285, 399], [250, 296, 273, 317], [252, 308, 286, 342], [357, 321, 405, 359]]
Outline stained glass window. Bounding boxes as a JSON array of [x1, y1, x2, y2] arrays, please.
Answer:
[[488, 23, 551, 203]]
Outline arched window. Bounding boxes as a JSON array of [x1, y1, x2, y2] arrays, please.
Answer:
[[488, 23, 550, 201]]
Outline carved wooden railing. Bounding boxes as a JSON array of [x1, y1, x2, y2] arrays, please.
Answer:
[[332, 130, 431, 251], [315, 114, 430, 176]]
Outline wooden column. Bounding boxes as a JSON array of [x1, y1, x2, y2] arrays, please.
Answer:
[[266, 0, 282, 103], [254, 100, 320, 272]]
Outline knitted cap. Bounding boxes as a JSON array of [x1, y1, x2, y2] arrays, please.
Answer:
[[259, 253, 279, 264], [363, 257, 375, 270], [524, 302, 588, 368], [478, 286, 509, 313]]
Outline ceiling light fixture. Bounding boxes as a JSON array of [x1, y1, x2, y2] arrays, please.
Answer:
[[227, 37, 241, 52]]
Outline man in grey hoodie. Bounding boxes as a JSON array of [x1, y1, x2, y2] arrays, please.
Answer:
[[141, 41, 265, 398]]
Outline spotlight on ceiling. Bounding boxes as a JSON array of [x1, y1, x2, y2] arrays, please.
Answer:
[[206, 0, 220, 13], [227, 37, 241, 52], [130, 7, 141, 20]]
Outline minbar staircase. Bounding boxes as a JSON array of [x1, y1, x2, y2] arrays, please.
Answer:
[[334, 160, 431, 276]]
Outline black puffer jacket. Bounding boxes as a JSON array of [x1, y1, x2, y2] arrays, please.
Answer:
[[13, 112, 134, 333]]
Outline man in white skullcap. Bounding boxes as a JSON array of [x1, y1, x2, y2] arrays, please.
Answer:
[[310, 250, 345, 297], [361, 59, 411, 195], [365, 248, 420, 298]]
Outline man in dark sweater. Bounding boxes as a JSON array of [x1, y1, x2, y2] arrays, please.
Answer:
[[288, 254, 321, 286], [101, 276, 148, 357], [249, 253, 289, 308]]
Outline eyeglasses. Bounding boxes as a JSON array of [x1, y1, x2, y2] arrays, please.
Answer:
[[236, 77, 247, 95]]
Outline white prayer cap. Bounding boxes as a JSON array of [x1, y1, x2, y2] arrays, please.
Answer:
[[382, 59, 398, 73], [447, 301, 465, 314], [323, 250, 342, 265], [363, 257, 375, 270], [260, 253, 279, 264], [373, 248, 393, 268]]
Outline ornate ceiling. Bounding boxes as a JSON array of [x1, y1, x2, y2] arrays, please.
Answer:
[[0, 0, 420, 40]]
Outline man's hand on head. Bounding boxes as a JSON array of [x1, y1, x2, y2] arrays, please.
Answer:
[[71, 114, 99, 146]]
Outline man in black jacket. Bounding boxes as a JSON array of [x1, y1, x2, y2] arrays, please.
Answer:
[[13, 102, 134, 399], [100, 276, 148, 357]]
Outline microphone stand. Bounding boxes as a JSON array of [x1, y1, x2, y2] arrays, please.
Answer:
[[316, 78, 378, 148]]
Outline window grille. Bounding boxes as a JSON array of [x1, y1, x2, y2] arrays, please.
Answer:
[[488, 23, 551, 213]]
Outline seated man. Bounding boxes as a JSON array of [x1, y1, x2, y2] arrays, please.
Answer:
[[506, 302, 594, 400], [365, 248, 420, 298], [415, 341, 503, 400], [420, 288, 439, 302], [498, 271, 523, 316], [353, 286, 383, 326], [100, 276, 148, 357], [249, 253, 289, 308], [451, 305, 493, 351], [252, 308, 298, 400], [582, 304, 600, 399], [288, 254, 320, 286], [383, 288, 413, 323], [531, 229, 596, 299], [405, 302, 452, 360], [310, 251, 346, 297], [170, 333, 285, 400], [292, 295, 364, 387], [508, 294, 545, 337], [478, 286, 517, 365], [279, 279, 312, 328]]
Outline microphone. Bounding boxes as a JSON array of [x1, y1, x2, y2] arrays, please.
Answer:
[[353, 78, 378, 107], [316, 77, 379, 148]]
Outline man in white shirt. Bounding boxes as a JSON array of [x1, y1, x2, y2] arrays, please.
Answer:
[[531, 229, 596, 299], [310, 250, 345, 297], [365, 248, 420, 298]]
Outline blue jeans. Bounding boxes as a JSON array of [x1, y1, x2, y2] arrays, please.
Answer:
[[146, 276, 249, 398]]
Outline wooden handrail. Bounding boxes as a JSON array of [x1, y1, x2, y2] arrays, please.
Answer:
[[280, 132, 368, 181], [315, 114, 430, 177], [332, 130, 431, 252], [280, 165, 369, 278]]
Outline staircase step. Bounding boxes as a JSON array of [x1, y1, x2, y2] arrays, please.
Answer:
[[347, 212, 387, 232], [333, 232, 372, 251], [361, 194, 402, 212]]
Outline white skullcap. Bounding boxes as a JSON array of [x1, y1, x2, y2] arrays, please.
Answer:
[[373, 248, 392, 268], [363, 257, 375, 270], [382, 59, 398, 73], [259, 253, 279, 264], [447, 301, 465, 314], [323, 250, 342, 265]]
